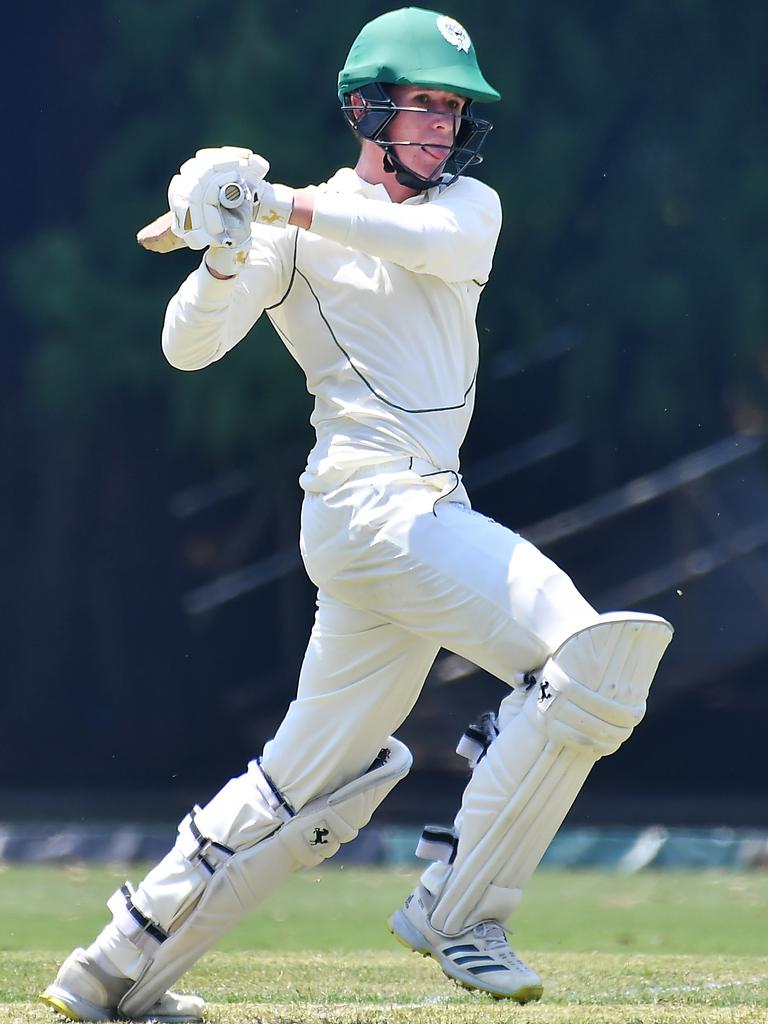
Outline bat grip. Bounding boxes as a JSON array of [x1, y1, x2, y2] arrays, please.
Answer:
[[219, 181, 246, 209]]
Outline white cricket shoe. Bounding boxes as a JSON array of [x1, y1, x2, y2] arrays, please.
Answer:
[[39, 948, 205, 1022], [388, 885, 543, 1002]]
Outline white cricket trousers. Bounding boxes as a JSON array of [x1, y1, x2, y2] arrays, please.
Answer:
[[261, 460, 598, 810]]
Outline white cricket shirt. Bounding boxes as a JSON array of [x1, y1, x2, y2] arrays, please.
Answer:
[[162, 168, 502, 491]]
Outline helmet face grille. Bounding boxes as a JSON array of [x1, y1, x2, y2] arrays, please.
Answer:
[[341, 83, 493, 191], [341, 83, 399, 143]]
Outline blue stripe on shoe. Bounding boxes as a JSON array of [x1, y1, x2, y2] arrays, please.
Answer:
[[467, 963, 511, 975], [454, 955, 494, 965], [442, 944, 478, 955]]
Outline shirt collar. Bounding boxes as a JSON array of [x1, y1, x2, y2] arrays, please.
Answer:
[[326, 167, 439, 205]]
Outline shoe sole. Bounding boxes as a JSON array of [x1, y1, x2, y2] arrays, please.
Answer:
[[40, 986, 112, 1022], [39, 986, 203, 1023], [39, 990, 94, 1021], [388, 911, 543, 1004]]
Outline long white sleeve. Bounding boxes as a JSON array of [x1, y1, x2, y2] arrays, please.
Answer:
[[307, 176, 501, 283], [162, 229, 294, 371]]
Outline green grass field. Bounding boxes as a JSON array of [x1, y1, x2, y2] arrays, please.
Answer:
[[2, 863, 767, 1022]]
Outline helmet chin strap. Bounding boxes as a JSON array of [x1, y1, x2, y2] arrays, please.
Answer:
[[382, 146, 443, 192]]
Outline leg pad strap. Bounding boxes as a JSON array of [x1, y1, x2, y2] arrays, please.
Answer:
[[106, 884, 168, 958], [415, 825, 458, 865]]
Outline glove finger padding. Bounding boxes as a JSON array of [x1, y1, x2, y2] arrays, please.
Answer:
[[169, 147, 269, 250], [180, 147, 269, 189], [189, 147, 269, 182]]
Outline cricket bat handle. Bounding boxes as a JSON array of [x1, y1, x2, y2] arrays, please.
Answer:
[[136, 182, 247, 253]]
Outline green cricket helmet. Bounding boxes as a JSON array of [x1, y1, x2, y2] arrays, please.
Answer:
[[338, 7, 500, 190]]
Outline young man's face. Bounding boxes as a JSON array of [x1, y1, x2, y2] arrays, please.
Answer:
[[386, 84, 467, 181]]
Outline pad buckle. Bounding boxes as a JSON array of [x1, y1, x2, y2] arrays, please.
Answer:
[[455, 711, 499, 768], [107, 883, 168, 954], [248, 758, 295, 823], [178, 806, 235, 874]]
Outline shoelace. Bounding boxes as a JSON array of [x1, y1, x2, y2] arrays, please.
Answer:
[[473, 922, 507, 947], [472, 922, 527, 966]]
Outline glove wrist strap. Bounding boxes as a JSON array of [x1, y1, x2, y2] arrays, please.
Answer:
[[255, 183, 294, 228]]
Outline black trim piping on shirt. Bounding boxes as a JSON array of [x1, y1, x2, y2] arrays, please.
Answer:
[[407, 458, 461, 516], [267, 313, 297, 352], [288, 236, 477, 415], [265, 229, 300, 311], [431, 469, 460, 515]]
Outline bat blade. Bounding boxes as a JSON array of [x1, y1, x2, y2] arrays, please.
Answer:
[[136, 211, 188, 253]]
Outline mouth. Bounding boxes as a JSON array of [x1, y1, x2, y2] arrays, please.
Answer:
[[419, 144, 451, 161]]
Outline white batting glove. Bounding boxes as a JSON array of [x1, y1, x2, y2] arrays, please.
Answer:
[[168, 146, 270, 250], [204, 240, 252, 278]]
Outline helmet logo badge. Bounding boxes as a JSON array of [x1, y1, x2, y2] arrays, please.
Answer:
[[436, 15, 471, 54]]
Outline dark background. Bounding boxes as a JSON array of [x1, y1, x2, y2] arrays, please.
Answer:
[[3, 1, 768, 826]]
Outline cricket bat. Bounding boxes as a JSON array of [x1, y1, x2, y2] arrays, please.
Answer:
[[136, 211, 186, 253]]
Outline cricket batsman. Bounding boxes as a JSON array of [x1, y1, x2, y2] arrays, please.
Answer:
[[41, 8, 673, 1021]]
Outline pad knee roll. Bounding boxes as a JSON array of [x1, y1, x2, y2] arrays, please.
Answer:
[[525, 612, 668, 756]]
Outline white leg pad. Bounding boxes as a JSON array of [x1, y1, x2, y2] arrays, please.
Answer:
[[429, 613, 672, 934], [96, 757, 298, 982], [420, 686, 527, 900], [117, 739, 411, 1018]]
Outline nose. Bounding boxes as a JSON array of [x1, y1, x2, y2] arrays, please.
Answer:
[[431, 108, 457, 132]]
